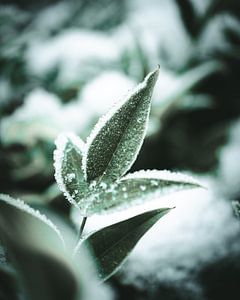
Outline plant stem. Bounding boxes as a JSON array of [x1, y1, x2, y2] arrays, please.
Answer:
[[77, 216, 87, 241]]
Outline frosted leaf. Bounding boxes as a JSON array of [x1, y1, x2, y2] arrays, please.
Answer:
[[83, 170, 202, 215], [83, 67, 159, 183], [80, 207, 172, 281], [0, 194, 64, 245], [54, 132, 88, 207]]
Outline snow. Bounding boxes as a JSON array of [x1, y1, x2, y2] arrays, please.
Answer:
[[33, 2, 72, 34], [0, 88, 91, 145], [53, 132, 85, 207], [123, 169, 201, 187], [126, 0, 194, 69], [119, 188, 239, 291], [80, 71, 136, 115], [26, 29, 120, 86], [199, 14, 240, 54], [190, 0, 211, 16]]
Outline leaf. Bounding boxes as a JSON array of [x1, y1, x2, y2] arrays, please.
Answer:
[[0, 194, 64, 245], [0, 194, 81, 300], [82, 170, 201, 215], [83, 67, 159, 183], [79, 207, 172, 281], [54, 132, 88, 207], [0, 194, 113, 300]]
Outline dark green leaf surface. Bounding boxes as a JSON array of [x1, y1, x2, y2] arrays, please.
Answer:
[[82, 170, 201, 215], [81, 207, 172, 281], [83, 67, 159, 183], [54, 133, 88, 207]]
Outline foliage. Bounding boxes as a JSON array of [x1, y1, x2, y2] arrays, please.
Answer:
[[0, 68, 201, 299]]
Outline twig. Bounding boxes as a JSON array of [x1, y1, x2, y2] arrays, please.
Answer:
[[77, 216, 87, 241]]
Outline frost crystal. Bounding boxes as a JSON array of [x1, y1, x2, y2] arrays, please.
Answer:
[[52, 69, 201, 217], [81, 170, 201, 215], [66, 173, 76, 183], [54, 132, 86, 207], [123, 169, 201, 186]]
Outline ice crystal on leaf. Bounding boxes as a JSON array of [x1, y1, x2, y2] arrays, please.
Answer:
[[83, 66, 160, 183], [54, 68, 202, 216], [80, 170, 201, 215], [0, 67, 204, 286], [54, 132, 88, 208]]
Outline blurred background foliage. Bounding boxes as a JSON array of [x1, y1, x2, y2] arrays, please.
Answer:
[[0, 0, 240, 299], [1, 0, 240, 204]]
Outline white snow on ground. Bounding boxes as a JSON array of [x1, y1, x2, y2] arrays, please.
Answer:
[[33, 2, 72, 34], [80, 71, 136, 115], [0, 89, 92, 145], [119, 187, 239, 288], [26, 29, 120, 86], [126, 0, 194, 69]]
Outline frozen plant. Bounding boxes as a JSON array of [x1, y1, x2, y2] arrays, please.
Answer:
[[0, 67, 201, 299], [53, 66, 201, 279]]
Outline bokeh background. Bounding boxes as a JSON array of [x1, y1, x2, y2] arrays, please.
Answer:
[[1, 0, 240, 299]]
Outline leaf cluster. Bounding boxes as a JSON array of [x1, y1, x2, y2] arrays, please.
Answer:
[[0, 68, 201, 299]]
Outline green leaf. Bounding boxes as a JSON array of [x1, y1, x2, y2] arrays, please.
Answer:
[[0, 194, 64, 245], [54, 132, 88, 207], [0, 194, 111, 300], [79, 207, 172, 281], [0, 194, 82, 300], [83, 67, 159, 183], [82, 170, 201, 215]]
